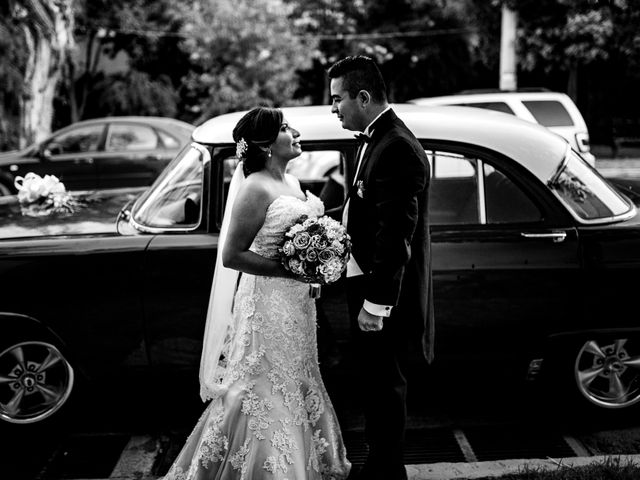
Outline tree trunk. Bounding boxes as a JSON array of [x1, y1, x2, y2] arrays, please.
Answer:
[[18, 0, 74, 148]]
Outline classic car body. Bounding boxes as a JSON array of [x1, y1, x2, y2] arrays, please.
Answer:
[[1, 105, 640, 424]]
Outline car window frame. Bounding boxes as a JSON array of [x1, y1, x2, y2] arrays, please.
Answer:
[[211, 140, 352, 232], [421, 140, 575, 228], [130, 142, 210, 234], [105, 122, 161, 153], [43, 123, 107, 157]]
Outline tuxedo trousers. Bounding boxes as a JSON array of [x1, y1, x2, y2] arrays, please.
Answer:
[[346, 275, 410, 480]]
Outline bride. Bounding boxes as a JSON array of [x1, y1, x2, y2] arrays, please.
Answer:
[[164, 107, 351, 480]]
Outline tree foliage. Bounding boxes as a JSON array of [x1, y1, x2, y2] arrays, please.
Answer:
[[70, 0, 187, 122], [177, 0, 316, 124], [499, 0, 640, 73], [342, 0, 483, 100]]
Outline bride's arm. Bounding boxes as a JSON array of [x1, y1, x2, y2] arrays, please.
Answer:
[[222, 180, 290, 277]]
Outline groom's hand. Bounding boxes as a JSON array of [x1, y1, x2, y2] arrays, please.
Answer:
[[358, 308, 383, 332]]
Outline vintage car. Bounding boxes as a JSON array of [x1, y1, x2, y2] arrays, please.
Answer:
[[1, 104, 639, 425], [0, 116, 195, 195]]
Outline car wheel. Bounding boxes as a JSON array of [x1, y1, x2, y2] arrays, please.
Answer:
[[573, 337, 640, 409], [0, 340, 74, 424]]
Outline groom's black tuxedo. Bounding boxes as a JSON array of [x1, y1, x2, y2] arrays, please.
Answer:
[[345, 108, 433, 480], [346, 108, 433, 359]]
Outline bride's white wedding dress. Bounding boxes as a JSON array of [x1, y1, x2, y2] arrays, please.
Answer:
[[164, 192, 351, 480]]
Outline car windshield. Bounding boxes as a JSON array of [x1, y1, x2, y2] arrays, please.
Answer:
[[131, 144, 205, 229], [547, 150, 632, 222]]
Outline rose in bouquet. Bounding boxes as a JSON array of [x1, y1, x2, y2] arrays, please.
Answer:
[[279, 215, 351, 285], [14, 172, 78, 216]]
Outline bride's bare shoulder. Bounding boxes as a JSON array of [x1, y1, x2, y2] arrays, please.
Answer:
[[234, 175, 273, 210]]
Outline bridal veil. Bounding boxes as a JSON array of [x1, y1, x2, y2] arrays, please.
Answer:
[[199, 161, 244, 401]]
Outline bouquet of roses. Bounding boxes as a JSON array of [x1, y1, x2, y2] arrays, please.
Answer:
[[279, 214, 351, 286], [14, 172, 78, 216]]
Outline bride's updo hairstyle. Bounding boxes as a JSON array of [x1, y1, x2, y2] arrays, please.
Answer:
[[232, 107, 283, 177]]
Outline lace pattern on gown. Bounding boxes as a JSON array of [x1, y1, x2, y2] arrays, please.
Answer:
[[164, 192, 350, 480]]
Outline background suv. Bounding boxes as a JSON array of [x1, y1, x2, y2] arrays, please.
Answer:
[[410, 89, 595, 166]]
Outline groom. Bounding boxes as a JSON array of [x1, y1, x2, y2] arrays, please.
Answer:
[[328, 56, 434, 480]]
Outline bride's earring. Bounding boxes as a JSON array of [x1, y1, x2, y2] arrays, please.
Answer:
[[267, 148, 272, 158]]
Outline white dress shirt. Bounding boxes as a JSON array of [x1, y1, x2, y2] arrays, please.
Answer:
[[344, 107, 393, 317]]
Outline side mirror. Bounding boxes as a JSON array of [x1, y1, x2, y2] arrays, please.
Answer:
[[39, 142, 62, 160], [38, 146, 52, 161]]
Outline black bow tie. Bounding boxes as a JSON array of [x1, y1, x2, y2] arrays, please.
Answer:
[[355, 132, 371, 144]]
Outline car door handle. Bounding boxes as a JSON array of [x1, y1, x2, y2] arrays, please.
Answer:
[[74, 157, 94, 164], [520, 231, 567, 243]]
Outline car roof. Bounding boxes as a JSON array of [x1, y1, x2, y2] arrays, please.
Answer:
[[193, 104, 569, 183], [67, 116, 195, 132], [410, 91, 572, 104]]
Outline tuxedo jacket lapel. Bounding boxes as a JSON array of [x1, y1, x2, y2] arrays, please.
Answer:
[[345, 109, 397, 203]]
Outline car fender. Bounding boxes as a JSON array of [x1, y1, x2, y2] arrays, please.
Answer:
[[542, 327, 640, 366], [0, 312, 67, 350]]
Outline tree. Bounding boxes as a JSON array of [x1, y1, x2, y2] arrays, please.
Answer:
[[0, 0, 74, 148], [283, 0, 364, 104], [70, 0, 187, 122], [0, 3, 28, 150], [177, 0, 316, 123]]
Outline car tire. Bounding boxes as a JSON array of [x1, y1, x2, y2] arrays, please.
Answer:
[[0, 340, 75, 424], [547, 335, 640, 423]]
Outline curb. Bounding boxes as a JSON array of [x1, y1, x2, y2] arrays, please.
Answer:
[[407, 454, 640, 479]]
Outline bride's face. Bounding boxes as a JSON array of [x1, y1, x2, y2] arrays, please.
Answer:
[[271, 120, 302, 161]]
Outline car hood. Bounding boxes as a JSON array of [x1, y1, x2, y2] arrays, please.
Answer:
[[0, 148, 31, 164], [0, 187, 146, 239]]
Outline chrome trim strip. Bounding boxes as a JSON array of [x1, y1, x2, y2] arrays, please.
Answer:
[[521, 231, 567, 243], [477, 159, 486, 225], [130, 143, 211, 235]]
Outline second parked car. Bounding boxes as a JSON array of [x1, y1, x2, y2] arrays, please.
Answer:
[[0, 116, 195, 195], [410, 89, 596, 166]]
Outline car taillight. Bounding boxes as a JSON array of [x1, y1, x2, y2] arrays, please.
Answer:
[[575, 132, 590, 153]]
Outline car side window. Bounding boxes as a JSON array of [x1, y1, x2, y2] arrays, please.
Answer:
[[106, 124, 158, 151], [131, 145, 204, 229], [521, 100, 574, 127], [221, 149, 346, 217], [429, 151, 479, 224], [46, 124, 103, 154], [157, 129, 181, 149], [428, 149, 542, 225], [461, 101, 515, 115], [483, 164, 542, 223]]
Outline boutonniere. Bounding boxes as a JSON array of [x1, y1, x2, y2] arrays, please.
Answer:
[[356, 180, 365, 198]]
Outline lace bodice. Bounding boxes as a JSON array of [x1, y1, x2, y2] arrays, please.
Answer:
[[250, 192, 325, 260]]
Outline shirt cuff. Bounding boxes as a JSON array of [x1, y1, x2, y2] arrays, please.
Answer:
[[363, 300, 393, 317]]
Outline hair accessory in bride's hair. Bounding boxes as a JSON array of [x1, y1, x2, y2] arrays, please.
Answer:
[[236, 138, 248, 159]]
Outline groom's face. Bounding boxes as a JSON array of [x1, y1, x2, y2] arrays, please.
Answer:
[[330, 77, 366, 132]]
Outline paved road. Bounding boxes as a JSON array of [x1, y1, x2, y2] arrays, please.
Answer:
[[2, 365, 637, 480]]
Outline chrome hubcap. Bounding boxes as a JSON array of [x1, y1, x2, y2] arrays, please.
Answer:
[[0, 341, 74, 423], [575, 338, 640, 409]]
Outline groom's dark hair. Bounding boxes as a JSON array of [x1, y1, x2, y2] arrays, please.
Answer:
[[327, 56, 387, 104]]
